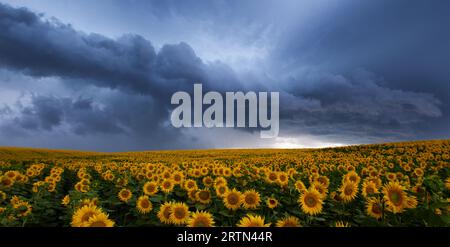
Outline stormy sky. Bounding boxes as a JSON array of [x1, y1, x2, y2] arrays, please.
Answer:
[[0, 0, 449, 151]]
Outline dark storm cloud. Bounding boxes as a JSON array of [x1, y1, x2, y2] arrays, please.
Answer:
[[0, 2, 244, 149], [0, 1, 449, 150], [277, 68, 443, 142], [271, 0, 450, 142], [0, 3, 156, 94], [273, 0, 450, 112], [13, 95, 122, 133], [0, 3, 244, 97]]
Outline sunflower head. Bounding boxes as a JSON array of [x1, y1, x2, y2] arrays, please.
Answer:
[[294, 180, 307, 193], [0, 176, 14, 188], [172, 171, 184, 184], [136, 195, 153, 214], [266, 197, 279, 209], [170, 202, 190, 225], [312, 181, 328, 199], [275, 216, 301, 227], [118, 188, 133, 202], [196, 189, 212, 204], [382, 182, 407, 213], [85, 212, 115, 227], [223, 188, 242, 210], [215, 185, 228, 198], [316, 176, 330, 188], [343, 171, 361, 184], [339, 180, 359, 203], [202, 176, 214, 187], [214, 177, 227, 187], [143, 181, 159, 196], [277, 172, 289, 186], [266, 171, 278, 183], [184, 179, 198, 191], [71, 205, 103, 227], [362, 180, 379, 198], [242, 189, 261, 209], [15, 201, 32, 217], [161, 179, 175, 193], [237, 214, 270, 227], [299, 188, 323, 215], [365, 197, 384, 219], [187, 211, 215, 227], [157, 202, 173, 225]]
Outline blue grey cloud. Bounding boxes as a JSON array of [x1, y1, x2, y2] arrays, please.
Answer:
[[0, 1, 449, 150]]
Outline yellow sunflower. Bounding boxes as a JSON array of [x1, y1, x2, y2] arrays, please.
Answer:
[[215, 185, 229, 198], [184, 179, 198, 191], [382, 182, 407, 213], [202, 176, 214, 187], [405, 195, 418, 209], [242, 189, 261, 209], [223, 188, 242, 210], [157, 202, 173, 224], [223, 168, 232, 177], [294, 180, 307, 193], [4, 171, 17, 180], [214, 177, 227, 187], [62, 195, 70, 206], [188, 189, 198, 202], [85, 212, 115, 227], [361, 180, 379, 197], [170, 202, 190, 225], [387, 172, 397, 181], [14, 201, 32, 217], [277, 172, 289, 187], [266, 171, 278, 183], [0, 176, 14, 188], [161, 179, 175, 193], [275, 216, 301, 227], [10, 195, 21, 207], [196, 189, 212, 204], [171, 171, 184, 184], [339, 181, 358, 202], [335, 221, 351, 227], [316, 176, 330, 188], [118, 188, 132, 202], [298, 188, 323, 215], [143, 181, 158, 196], [266, 197, 279, 209], [413, 168, 424, 177], [71, 205, 103, 227], [366, 197, 383, 219], [237, 214, 270, 227], [312, 181, 328, 199], [187, 211, 215, 227], [343, 171, 361, 184], [136, 195, 153, 214]]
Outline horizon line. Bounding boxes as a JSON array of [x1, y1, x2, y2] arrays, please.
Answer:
[[0, 138, 448, 154]]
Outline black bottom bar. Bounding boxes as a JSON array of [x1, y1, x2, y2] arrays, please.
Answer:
[[0, 227, 449, 246]]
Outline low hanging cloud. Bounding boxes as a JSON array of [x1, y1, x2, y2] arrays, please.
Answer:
[[278, 68, 442, 143], [0, 2, 244, 149]]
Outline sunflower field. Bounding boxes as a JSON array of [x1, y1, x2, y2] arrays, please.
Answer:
[[0, 140, 449, 227]]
